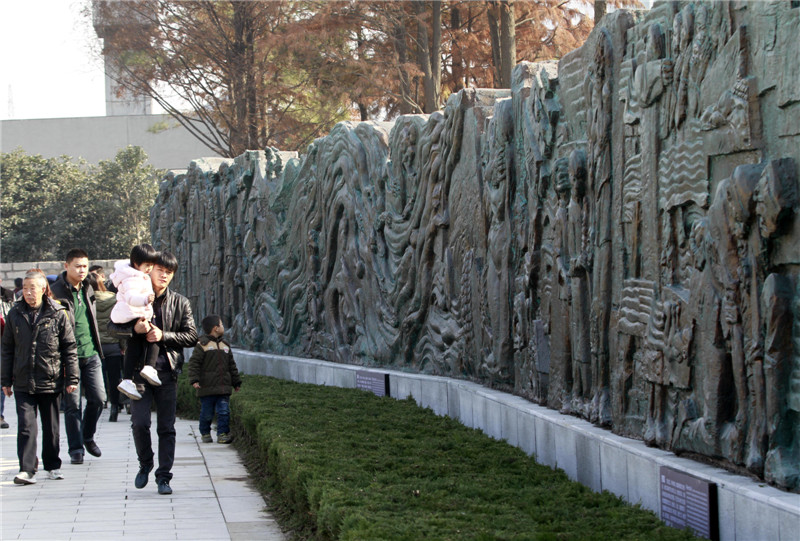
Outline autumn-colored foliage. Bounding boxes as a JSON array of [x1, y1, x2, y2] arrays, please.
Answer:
[[93, 0, 640, 155]]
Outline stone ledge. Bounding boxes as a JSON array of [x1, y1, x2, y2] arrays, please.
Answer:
[[224, 348, 800, 541]]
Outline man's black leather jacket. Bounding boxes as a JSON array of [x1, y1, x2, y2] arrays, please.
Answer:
[[108, 287, 197, 372]]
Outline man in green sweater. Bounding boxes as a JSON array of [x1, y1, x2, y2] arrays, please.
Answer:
[[51, 249, 106, 464]]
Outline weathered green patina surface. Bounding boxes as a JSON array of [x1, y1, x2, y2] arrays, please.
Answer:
[[152, 1, 800, 490]]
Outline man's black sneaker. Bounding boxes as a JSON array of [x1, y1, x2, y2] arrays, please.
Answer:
[[135, 464, 153, 489], [70, 451, 84, 464], [84, 440, 102, 457], [157, 479, 172, 495]]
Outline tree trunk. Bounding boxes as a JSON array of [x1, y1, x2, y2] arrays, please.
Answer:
[[244, 13, 259, 150], [499, 0, 516, 89], [450, 5, 465, 93], [231, 3, 249, 155], [357, 33, 369, 121], [430, 0, 442, 112], [487, 3, 501, 88], [393, 23, 414, 115], [595, 0, 607, 23], [415, 1, 438, 114]]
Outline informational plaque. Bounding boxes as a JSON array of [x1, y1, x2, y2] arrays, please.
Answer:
[[659, 466, 718, 540], [356, 370, 390, 397]]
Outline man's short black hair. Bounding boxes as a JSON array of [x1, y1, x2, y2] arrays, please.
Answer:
[[65, 248, 89, 263], [202, 314, 222, 335], [156, 251, 179, 273], [130, 244, 159, 267], [86, 271, 102, 291]]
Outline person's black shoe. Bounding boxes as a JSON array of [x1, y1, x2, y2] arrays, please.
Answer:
[[135, 464, 153, 489], [157, 479, 172, 495], [84, 440, 102, 457], [70, 451, 84, 464], [109, 405, 119, 422]]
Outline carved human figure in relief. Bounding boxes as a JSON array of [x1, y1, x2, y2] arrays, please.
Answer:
[[753, 159, 798, 484], [552, 157, 573, 412], [673, 3, 694, 133], [679, 218, 719, 452], [708, 165, 763, 465], [482, 101, 513, 382], [584, 29, 613, 425], [633, 23, 670, 110], [754, 159, 798, 247], [687, 4, 712, 120], [566, 149, 592, 416]]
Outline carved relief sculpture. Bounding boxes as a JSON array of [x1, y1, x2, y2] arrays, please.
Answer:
[[151, 2, 800, 491]]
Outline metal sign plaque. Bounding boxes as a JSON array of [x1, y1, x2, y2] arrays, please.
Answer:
[[659, 466, 718, 540], [356, 370, 390, 397]]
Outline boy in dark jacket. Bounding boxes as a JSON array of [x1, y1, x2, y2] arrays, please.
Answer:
[[187, 315, 241, 444]]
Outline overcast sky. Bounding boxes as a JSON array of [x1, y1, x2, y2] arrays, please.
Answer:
[[0, 0, 106, 120]]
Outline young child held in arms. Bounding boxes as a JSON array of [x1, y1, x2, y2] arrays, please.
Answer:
[[110, 244, 161, 400], [187, 315, 241, 444]]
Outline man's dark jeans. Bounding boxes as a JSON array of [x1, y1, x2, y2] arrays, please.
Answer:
[[131, 368, 177, 482], [101, 343, 124, 408], [63, 354, 106, 454]]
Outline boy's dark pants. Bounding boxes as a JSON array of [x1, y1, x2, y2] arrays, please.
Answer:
[[199, 395, 231, 435], [131, 369, 177, 482]]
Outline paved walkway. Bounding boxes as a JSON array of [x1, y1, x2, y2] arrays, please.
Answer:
[[0, 394, 287, 540]]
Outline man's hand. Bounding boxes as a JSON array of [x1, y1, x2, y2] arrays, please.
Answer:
[[147, 325, 163, 343], [2, 386, 12, 397], [133, 317, 150, 334], [66, 385, 77, 394], [234, 387, 241, 392], [192, 382, 200, 389]]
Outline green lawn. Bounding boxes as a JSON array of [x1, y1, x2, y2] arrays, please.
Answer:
[[178, 374, 699, 541]]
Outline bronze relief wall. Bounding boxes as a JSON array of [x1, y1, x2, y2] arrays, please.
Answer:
[[151, 1, 800, 490]]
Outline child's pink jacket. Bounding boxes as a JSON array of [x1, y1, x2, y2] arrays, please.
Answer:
[[109, 260, 154, 324]]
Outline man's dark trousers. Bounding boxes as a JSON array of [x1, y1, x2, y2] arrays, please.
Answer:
[[131, 368, 177, 482], [16, 391, 61, 473], [63, 353, 105, 455]]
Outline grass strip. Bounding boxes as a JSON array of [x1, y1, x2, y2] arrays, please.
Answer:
[[178, 373, 699, 540]]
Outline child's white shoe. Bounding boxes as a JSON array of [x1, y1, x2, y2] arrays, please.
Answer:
[[140, 365, 162, 386], [118, 379, 142, 400]]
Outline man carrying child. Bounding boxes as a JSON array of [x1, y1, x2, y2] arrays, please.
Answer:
[[109, 244, 162, 401], [110, 251, 197, 495]]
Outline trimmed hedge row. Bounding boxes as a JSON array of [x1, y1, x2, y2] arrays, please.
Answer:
[[178, 373, 698, 540]]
